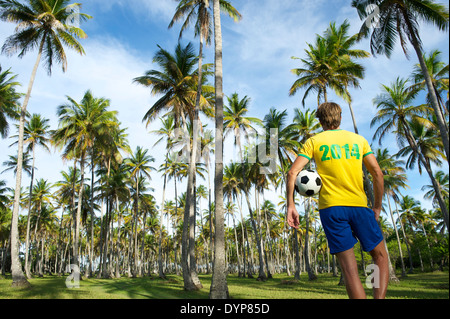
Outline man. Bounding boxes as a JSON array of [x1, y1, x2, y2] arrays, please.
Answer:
[[287, 102, 388, 299]]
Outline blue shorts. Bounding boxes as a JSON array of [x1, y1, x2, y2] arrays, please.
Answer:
[[319, 206, 384, 254]]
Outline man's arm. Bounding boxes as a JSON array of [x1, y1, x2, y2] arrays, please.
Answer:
[[363, 154, 384, 221], [287, 156, 310, 228]]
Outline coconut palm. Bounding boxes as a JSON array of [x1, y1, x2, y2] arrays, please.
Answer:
[[0, 0, 91, 287], [0, 65, 21, 138], [322, 20, 371, 134], [376, 148, 410, 277], [290, 36, 342, 106], [124, 146, 155, 276], [210, 0, 242, 298], [0, 180, 8, 212], [352, 0, 449, 159], [53, 90, 119, 271], [396, 116, 445, 173], [134, 41, 214, 289], [151, 116, 176, 279], [1, 153, 32, 177], [371, 77, 449, 231], [422, 170, 449, 207], [29, 178, 53, 276], [11, 113, 51, 278], [224, 93, 262, 162], [410, 49, 449, 118]]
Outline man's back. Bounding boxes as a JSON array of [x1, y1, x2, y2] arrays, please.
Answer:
[[298, 129, 373, 210]]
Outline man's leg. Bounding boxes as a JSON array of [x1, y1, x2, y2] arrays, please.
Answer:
[[336, 247, 366, 299], [369, 241, 389, 299]]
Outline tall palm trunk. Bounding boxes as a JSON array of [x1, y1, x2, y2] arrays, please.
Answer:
[[210, 0, 228, 299], [181, 40, 204, 291], [24, 142, 36, 279], [158, 154, 169, 279], [303, 198, 317, 281], [10, 37, 46, 288], [244, 191, 266, 281], [386, 195, 406, 277], [73, 153, 86, 273]]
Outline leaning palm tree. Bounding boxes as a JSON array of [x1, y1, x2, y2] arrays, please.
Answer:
[[0, 65, 21, 138], [371, 77, 449, 231], [0, 0, 91, 287], [352, 0, 449, 159]]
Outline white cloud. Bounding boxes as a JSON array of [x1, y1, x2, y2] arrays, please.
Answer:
[[0, 29, 168, 208]]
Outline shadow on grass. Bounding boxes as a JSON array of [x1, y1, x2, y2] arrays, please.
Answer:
[[0, 271, 448, 299]]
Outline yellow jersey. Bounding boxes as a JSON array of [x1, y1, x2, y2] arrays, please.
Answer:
[[298, 129, 373, 210]]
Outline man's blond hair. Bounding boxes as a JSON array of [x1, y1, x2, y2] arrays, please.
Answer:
[[317, 102, 342, 130]]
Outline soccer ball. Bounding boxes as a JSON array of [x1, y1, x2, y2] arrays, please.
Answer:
[[295, 170, 322, 197]]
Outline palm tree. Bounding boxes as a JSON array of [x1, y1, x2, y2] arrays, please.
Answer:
[[371, 77, 449, 231], [134, 41, 213, 289], [151, 116, 176, 279], [210, 0, 242, 299], [422, 170, 449, 208], [0, 0, 91, 287], [224, 93, 262, 163], [290, 36, 341, 105], [376, 148, 410, 277], [322, 20, 371, 134], [53, 165, 79, 275], [0, 65, 21, 138], [352, 0, 449, 159], [12, 113, 51, 278], [30, 178, 53, 277], [410, 49, 449, 118], [2, 153, 32, 177], [53, 90, 119, 271], [0, 180, 8, 212], [396, 116, 445, 173], [124, 146, 155, 276]]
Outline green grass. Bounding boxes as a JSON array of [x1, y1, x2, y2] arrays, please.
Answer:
[[0, 271, 448, 299]]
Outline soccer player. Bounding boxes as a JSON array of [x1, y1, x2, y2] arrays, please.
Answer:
[[287, 102, 388, 299]]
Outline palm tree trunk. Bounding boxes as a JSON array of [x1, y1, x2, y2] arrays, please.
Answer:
[[24, 143, 36, 279], [181, 26, 205, 291], [387, 195, 406, 277], [10, 37, 46, 288], [245, 192, 267, 281], [73, 153, 86, 273], [304, 199, 317, 281], [395, 198, 414, 273], [210, 0, 228, 299], [158, 155, 168, 279]]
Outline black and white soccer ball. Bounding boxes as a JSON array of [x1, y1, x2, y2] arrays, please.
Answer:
[[295, 170, 322, 197]]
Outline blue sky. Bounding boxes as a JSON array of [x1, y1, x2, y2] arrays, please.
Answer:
[[0, 0, 449, 221]]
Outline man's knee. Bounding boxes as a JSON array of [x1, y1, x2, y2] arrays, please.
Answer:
[[370, 242, 388, 263]]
